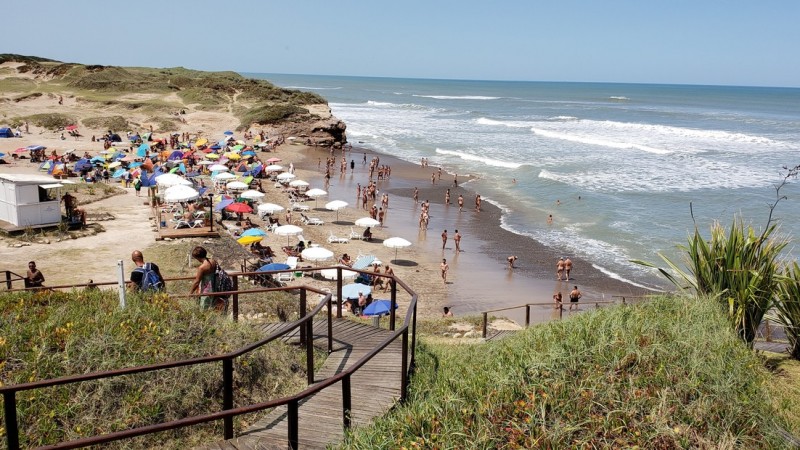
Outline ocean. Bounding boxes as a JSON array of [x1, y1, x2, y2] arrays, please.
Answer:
[[250, 73, 800, 290]]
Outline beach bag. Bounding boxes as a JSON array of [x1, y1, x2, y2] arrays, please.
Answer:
[[213, 263, 234, 298], [134, 263, 163, 292]]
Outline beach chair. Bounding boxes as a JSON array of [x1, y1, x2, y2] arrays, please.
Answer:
[[291, 202, 310, 211], [301, 213, 324, 226], [328, 232, 349, 244], [276, 256, 298, 283], [349, 227, 363, 240], [189, 219, 204, 228]]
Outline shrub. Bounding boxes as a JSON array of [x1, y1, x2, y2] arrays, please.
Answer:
[[82, 115, 129, 131], [23, 113, 75, 130], [776, 262, 800, 359], [239, 104, 307, 128]]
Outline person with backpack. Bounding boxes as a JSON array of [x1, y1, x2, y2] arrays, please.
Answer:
[[189, 246, 231, 312], [128, 250, 166, 292]]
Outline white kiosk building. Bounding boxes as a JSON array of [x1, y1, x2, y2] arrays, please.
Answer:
[[0, 173, 63, 230]]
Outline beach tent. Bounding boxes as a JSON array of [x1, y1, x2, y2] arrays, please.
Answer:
[[108, 133, 122, 142], [167, 150, 184, 161], [0, 127, 14, 138]]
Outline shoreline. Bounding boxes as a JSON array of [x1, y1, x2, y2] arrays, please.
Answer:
[[291, 144, 653, 323]]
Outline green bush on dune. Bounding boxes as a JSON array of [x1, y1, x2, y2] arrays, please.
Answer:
[[340, 296, 790, 449], [0, 289, 309, 449]]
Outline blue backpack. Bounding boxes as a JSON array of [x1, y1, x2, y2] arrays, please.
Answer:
[[135, 263, 163, 292]]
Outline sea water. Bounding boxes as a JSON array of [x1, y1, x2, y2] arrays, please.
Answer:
[[249, 73, 800, 289]]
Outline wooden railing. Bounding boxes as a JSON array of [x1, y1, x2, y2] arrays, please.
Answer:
[[480, 299, 621, 338], [1, 270, 26, 290], [0, 266, 418, 450]]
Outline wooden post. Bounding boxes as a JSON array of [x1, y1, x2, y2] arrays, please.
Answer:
[[559, 304, 563, 319], [390, 280, 397, 331], [306, 319, 314, 384], [288, 400, 299, 450], [482, 312, 488, 338], [222, 359, 234, 439], [5, 271, 11, 290], [401, 329, 409, 401], [299, 289, 307, 346], [342, 375, 352, 429], [232, 275, 239, 322], [525, 305, 530, 328], [3, 391, 19, 450], [336, 272, 343, 319]]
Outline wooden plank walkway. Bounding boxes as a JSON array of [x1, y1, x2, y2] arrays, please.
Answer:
[[196, 319, 404, 450]]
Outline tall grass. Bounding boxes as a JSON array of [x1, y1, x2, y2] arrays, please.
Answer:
[[339, 296, 790, 448], [776, 262, 800, 359], [636, 219, 786, 344], [0, 289, 309, 449]]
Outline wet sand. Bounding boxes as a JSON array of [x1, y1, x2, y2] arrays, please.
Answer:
[[293, 145, 651, 324]]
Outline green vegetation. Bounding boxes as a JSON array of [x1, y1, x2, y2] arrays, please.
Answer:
[[239, 104, 308, 128], [0, 289, 311, 449], [776, 262, 800, 358], [340, 296, 792, 448], [82, 115, 129, 131], [19, 113, 75, 130]]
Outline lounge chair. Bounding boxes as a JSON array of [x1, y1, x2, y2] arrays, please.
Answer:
[[349, 227, 363, 240], [328, 232, 349, 244], [276, 256, 298, 283], [301, 213, 324, 226], [291, 202, 310, 211]]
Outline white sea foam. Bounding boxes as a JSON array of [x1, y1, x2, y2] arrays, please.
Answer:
[[548, 116, 579, 121], [413, 95, 501, 100], [476, 117, 532, 128], [531, 127, 671, 154], [435, 148, 523, 168], [590, 264, 663, 291], [609, 96, 630, 101]]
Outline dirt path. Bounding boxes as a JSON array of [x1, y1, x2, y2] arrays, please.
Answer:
[[2, 188, 158, 286]]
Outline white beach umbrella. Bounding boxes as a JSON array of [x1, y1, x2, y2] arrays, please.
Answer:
[[265, 164, 284, 172], [383, 237, 412, 262], [325, 200, 348, 221], [226, 181, 248, 190], [276, 172, 296, 181], [257, 203, 284, 215], [209, 164, 229, 172], [213, 172, 237, 181], [155, 173, 192, 188], [301, 246, 334, 263], [319, 268, 358, 281], [355, 217, 380, 228], [197, 160, 215, 166], [289, 179, 310, 188], [304, 188, 327, 207], [274, 224, 304, 245], [163, 184, 199, 203], [240, 189, 265, 200]]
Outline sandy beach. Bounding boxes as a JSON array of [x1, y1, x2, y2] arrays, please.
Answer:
[[0, 78, 649, 325]]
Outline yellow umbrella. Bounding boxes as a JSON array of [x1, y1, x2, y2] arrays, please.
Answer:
[[224, 152, 241, 160], [205, 153, 220, 160], [237, 235, 263, 245], [196, 138, 208, 147], [108, 161, 122, 169]]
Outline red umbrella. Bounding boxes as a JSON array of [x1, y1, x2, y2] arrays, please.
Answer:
[[65, 125, 78, 131], [14, 147, 27, 154], [266, 157, 282, 163], [225, 202, 253, 213]]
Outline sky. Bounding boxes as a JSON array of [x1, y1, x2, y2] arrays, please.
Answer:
[[5, 0, 800, 87]]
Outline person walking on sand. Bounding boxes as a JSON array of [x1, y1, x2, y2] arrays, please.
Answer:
[[441, 258, 449, 283], [413, 187, 419, 204], [431, 172, 436, 185], [454, 229, 462, 252], [128, 250, 166, 292], [441, 229, 448, 249], [569, 285, 582, 310], [564, 257, 573, 280], [556, 257, 566, 281], [507, 255, 518, 269], [475, 194, 481, 212], [458, 194, 464, 212], [553, 291, 563, 308], [445, 189, 451, 205]]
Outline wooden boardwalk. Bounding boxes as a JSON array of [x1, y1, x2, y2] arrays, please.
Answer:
[[196, 319, 404, 450]]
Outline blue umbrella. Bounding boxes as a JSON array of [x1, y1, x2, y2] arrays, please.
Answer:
[[214, 197, 234, 211], [241, 228, 267, 237], [112, 169, 126, 178], [0, 153, 6, 158], [362, 300, 397, 317], [342, 283, 372, 299], [136, 143, 149, 157], [258, 263, 290, 272], [129, 162, 143, 168], [224, 130, 234, 135]]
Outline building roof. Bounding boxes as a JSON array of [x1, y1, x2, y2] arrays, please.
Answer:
[[0, 173, 60, 184]]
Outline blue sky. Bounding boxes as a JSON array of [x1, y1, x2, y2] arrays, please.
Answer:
[[5, 0, 799, 87]]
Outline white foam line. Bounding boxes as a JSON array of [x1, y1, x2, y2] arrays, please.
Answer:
[[590, 263, 664, 292]]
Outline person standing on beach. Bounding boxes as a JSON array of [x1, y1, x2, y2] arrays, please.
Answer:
[[556, 257, 566, 281], [458, 194, 464, 212], [431, 172, 436, 185], [437, 167, 442, 180], [569, 285, 582, 310], [441, 258, 449, 283], [24, 261, 45, 289], [507, 255, 518, 269], [475, 194, 482, 212], [553, 291, 563, 308], [445, 189, 451, 205], [413, 187, 419, 204], [564, 257, 573, 280], [453, 174, 458, 187], [454, 229, 462, 252], [441, 230, 448, 249]]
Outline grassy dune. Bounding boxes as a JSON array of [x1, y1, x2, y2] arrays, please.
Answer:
[[340, 296, 796, 449]]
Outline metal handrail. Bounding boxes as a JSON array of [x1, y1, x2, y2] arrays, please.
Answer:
[[1, 266, 418, 450]]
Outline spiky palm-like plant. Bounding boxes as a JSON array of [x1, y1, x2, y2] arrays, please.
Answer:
[[775, 262, 800, 359]]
